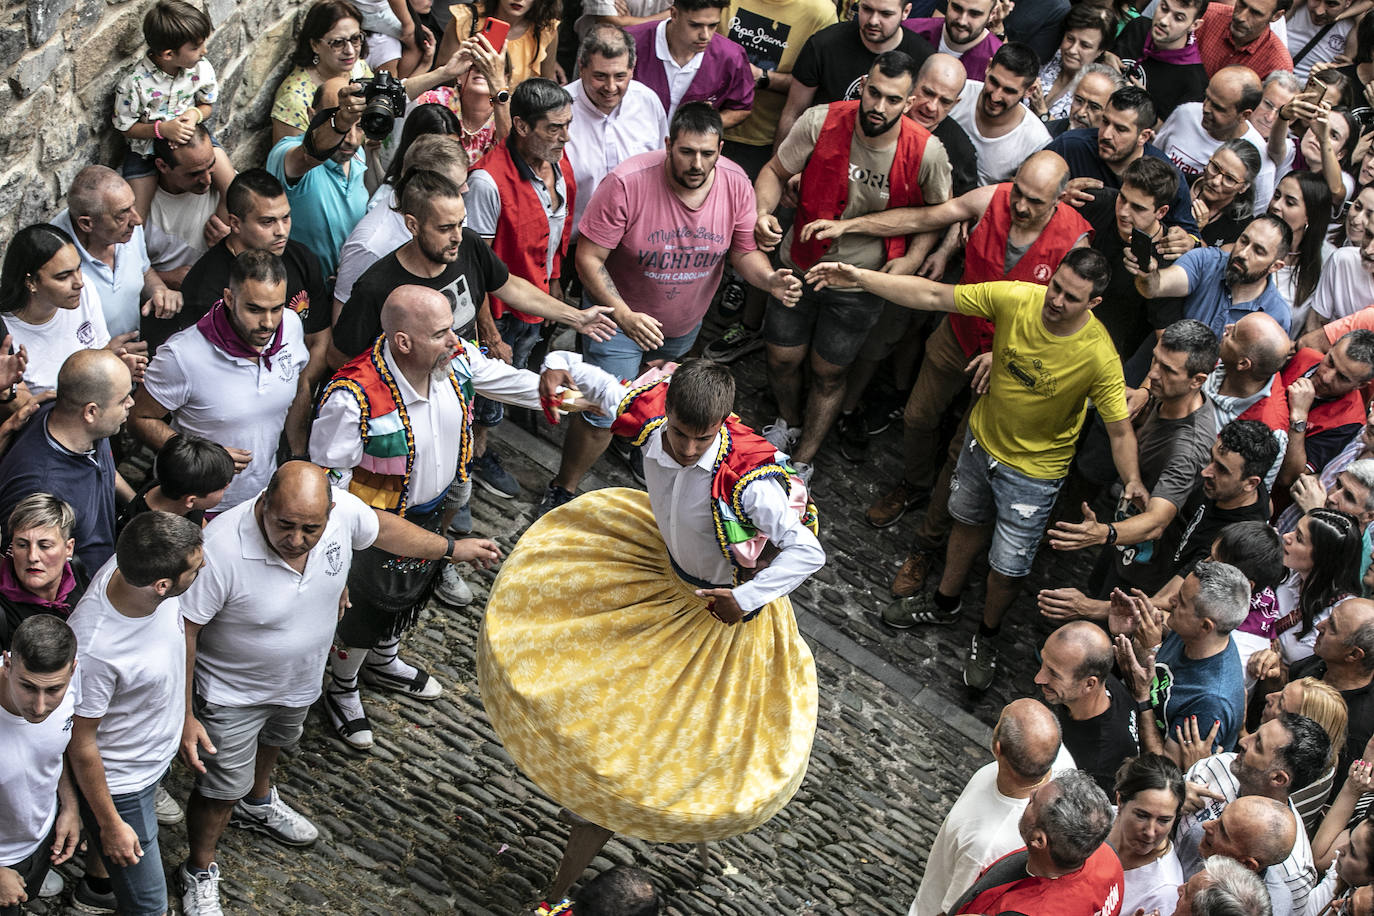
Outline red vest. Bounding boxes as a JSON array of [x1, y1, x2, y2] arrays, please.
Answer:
[[950, 184, 1093, 357], [789, 101, 931, 271], [1236, 372, 1290, 432], [1282, 348, 1368, 465], [474, 139, 577, 323]]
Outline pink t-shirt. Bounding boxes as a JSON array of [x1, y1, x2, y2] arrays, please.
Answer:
[[577, 149, 757, 338]]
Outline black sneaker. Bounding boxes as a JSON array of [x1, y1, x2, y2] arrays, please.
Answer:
[[836, 409, 869, 463], [719, 275, 746, 315], [72, 878, 118, 914], [470, 450, 520, 498], [534, 483, 575, 519]]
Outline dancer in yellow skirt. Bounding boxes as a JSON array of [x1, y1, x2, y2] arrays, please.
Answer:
[[478, 357, 825, 903]]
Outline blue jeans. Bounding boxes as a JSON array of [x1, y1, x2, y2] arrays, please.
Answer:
[[581, 299, 702, 428], [946, 432, 1064, 579], [473, 314, 543, 427], [77, 773, 168, 916]]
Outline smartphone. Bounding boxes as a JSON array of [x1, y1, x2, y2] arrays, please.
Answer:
[[1130, 227, 1154, 272], [482, 17, 511, 53]]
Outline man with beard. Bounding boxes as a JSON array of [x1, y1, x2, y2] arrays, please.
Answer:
[[1044, 64, 1122, 138], [129, 251, 310, 515], [535, 104, 802, 514], [1275, 331, 1374, 487], [1286, 0, 1356, 80], [626, 0, 753, 124], [1155, 66, 1272, 205], [754, 50, 951, 483], [774, 0, 932, 143], [947, 43, 1051, 184], [1109, 0, 1209, 122], [1194, 0, 1295, 79], [1134, 213, 1292, 335], [904, 0, 1002, 81], [1049, 86, 1200, 235]]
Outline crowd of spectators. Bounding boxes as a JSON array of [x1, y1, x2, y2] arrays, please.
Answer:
[[11, 0, 1374, 911]]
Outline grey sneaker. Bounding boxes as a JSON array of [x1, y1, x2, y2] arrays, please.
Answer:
[[178, 862, 224, 916], [790, 460, 815, 485], [232, 787, 319, 846], [155, 783, 184, 825], [881, 591, 961, 629], [964, 632, 999, 691], [39, 869, 63, 898], [762, 418, 799, 452], [434, 563, 473, 607]]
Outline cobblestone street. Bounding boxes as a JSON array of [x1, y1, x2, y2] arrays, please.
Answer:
[[33, 350, 1093, 915]]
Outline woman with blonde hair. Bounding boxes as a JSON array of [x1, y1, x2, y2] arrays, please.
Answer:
[[1261, 676, 1349, 831]]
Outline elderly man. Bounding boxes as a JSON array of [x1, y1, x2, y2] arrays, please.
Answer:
[[947, 43, 1051, 184], [1194, 0, 1296, 78], [1048, 63, 1123, 137], [174, 462, 498, 914], [1249, 70, 1302, 140], [51, 165, 182, 339], [1174, 711, 1329, 914], [1110, 0, 1209, 122], [311, 286, 610, 750], [148, 125, 228, 268], [265, 76, 368, 278], [910, 698, 1076, 916], [564, 23, 668, 235], [0, 615, 80, 916], [1198, 795, 1298, 877], [537, 103, 800, 513], [1178, 854, 1278, 915], [904, 0, 1003, 81], [1276, 331, 1374, 487], [1135, 214, 1292, 336], [1035, 622, 1139, 794], [1155, 66, 1272, 207], [948, 770, 1123, 916], [129, 250, 311, 515], [0, 350, 134, 571], [1289, 598, 1374, 788], [625, 0, 753, 123]]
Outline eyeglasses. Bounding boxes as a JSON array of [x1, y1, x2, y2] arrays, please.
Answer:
[[1203, 160, 1245, 189], [324, 34, 364, 52]]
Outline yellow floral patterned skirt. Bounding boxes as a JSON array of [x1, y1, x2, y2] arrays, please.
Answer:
[[478, 487, 818, 843]]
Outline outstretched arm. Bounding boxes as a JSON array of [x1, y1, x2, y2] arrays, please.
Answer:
[[805, 262, 959, 312], [797, 184, 995, 243]]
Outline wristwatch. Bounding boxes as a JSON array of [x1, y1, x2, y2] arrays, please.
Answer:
[[491, 88, 511, 104], [1290, 419, 1308, 433], [756, 69, 771, 91]]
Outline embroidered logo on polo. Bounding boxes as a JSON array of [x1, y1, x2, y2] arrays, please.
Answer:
[[325, 541, 343, 575], [277, 347, 298, 381], [76, 321, 95, 345]]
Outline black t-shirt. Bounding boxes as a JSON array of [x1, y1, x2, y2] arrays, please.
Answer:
[[1057, 675, 1141, 796], [932, 116, 980, 197], [792, 21, 934, 105], [1288, 655, 1374, 785], [154, 239, 331, 352], [1199, 210, 1249, 248], [1078, 188, 1184, 359], [1112, 17, 1208, 123], [332, 229, 510, 358], [1119, 487, 1271, 592], [116, 481, 206, 536]]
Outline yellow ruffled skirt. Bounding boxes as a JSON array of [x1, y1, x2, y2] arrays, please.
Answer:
[[478, 487, 818, 843]]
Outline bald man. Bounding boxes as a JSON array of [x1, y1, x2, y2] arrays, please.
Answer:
[[0, 350, 135, 571], [1198, 795, 1297, 874], [1200, 311, 1293, 489], [265, 75, 369, 277], [1034, 622, 1138, 794], [911, 698, 1074, 916], [174, 461, 496, 911], [310, 286, 607, 750], [1154, 66, 1274, 213]]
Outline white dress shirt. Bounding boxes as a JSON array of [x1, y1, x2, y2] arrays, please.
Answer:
[[544, 351, 826, 611], [565, 78, 668, 237], [654, 20, 704, 117], [311, 340, 550, 504]]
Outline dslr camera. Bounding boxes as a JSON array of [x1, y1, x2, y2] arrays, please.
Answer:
[[350, 72, 407, 141]]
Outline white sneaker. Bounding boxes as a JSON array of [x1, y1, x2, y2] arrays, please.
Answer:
[[178, 862, 224, 916], [762, 418, 799, 452], [791, 460, 815, 485], [232, 786, 319, 846], [434, 563, 473, 606], [39, 869, 63, 898], [155, 784, 184, 825]]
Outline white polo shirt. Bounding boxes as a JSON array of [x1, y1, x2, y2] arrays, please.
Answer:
[[179, 489, 379, 708], [142, 310, 307, 511], [69, 558, 186, 795], [7, 285, 111, 395], [0, 661, 79, 864], [566, 79, 669, 238]]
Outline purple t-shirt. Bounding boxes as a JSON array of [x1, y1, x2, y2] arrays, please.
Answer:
[[577, 149, 757, 337], [626, 22, 754, 114], [903, 18, 1002, 81]]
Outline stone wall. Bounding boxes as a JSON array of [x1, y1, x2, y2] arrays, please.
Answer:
[[0, 0, 303, 237]]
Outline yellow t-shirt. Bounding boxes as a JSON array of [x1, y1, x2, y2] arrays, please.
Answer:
[[956, 281, 1128, 480], [718, 0, 837, 147]]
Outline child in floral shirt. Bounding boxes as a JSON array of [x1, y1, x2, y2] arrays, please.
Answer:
[[112, 0, 234, 223]]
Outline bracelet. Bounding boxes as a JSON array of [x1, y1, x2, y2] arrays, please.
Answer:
[[190, 108, 204, 125], [0, 385, 16, 403], [1105, 523, 1118, 546], [153, 119, 164, 140], [444, 535, 456, 560], [1136, 698, 1153, 712]]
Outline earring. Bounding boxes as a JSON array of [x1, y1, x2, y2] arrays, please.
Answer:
[[312, 53, 319, 65]]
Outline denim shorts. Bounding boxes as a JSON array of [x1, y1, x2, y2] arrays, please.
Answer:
[[473, 314, 543, 427], [77, 771, 168, 916], [762, 281, 884, 368], [192, 696, 310, 800], [581, 299, 702, 428], [946, 432, 1064, 578]]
